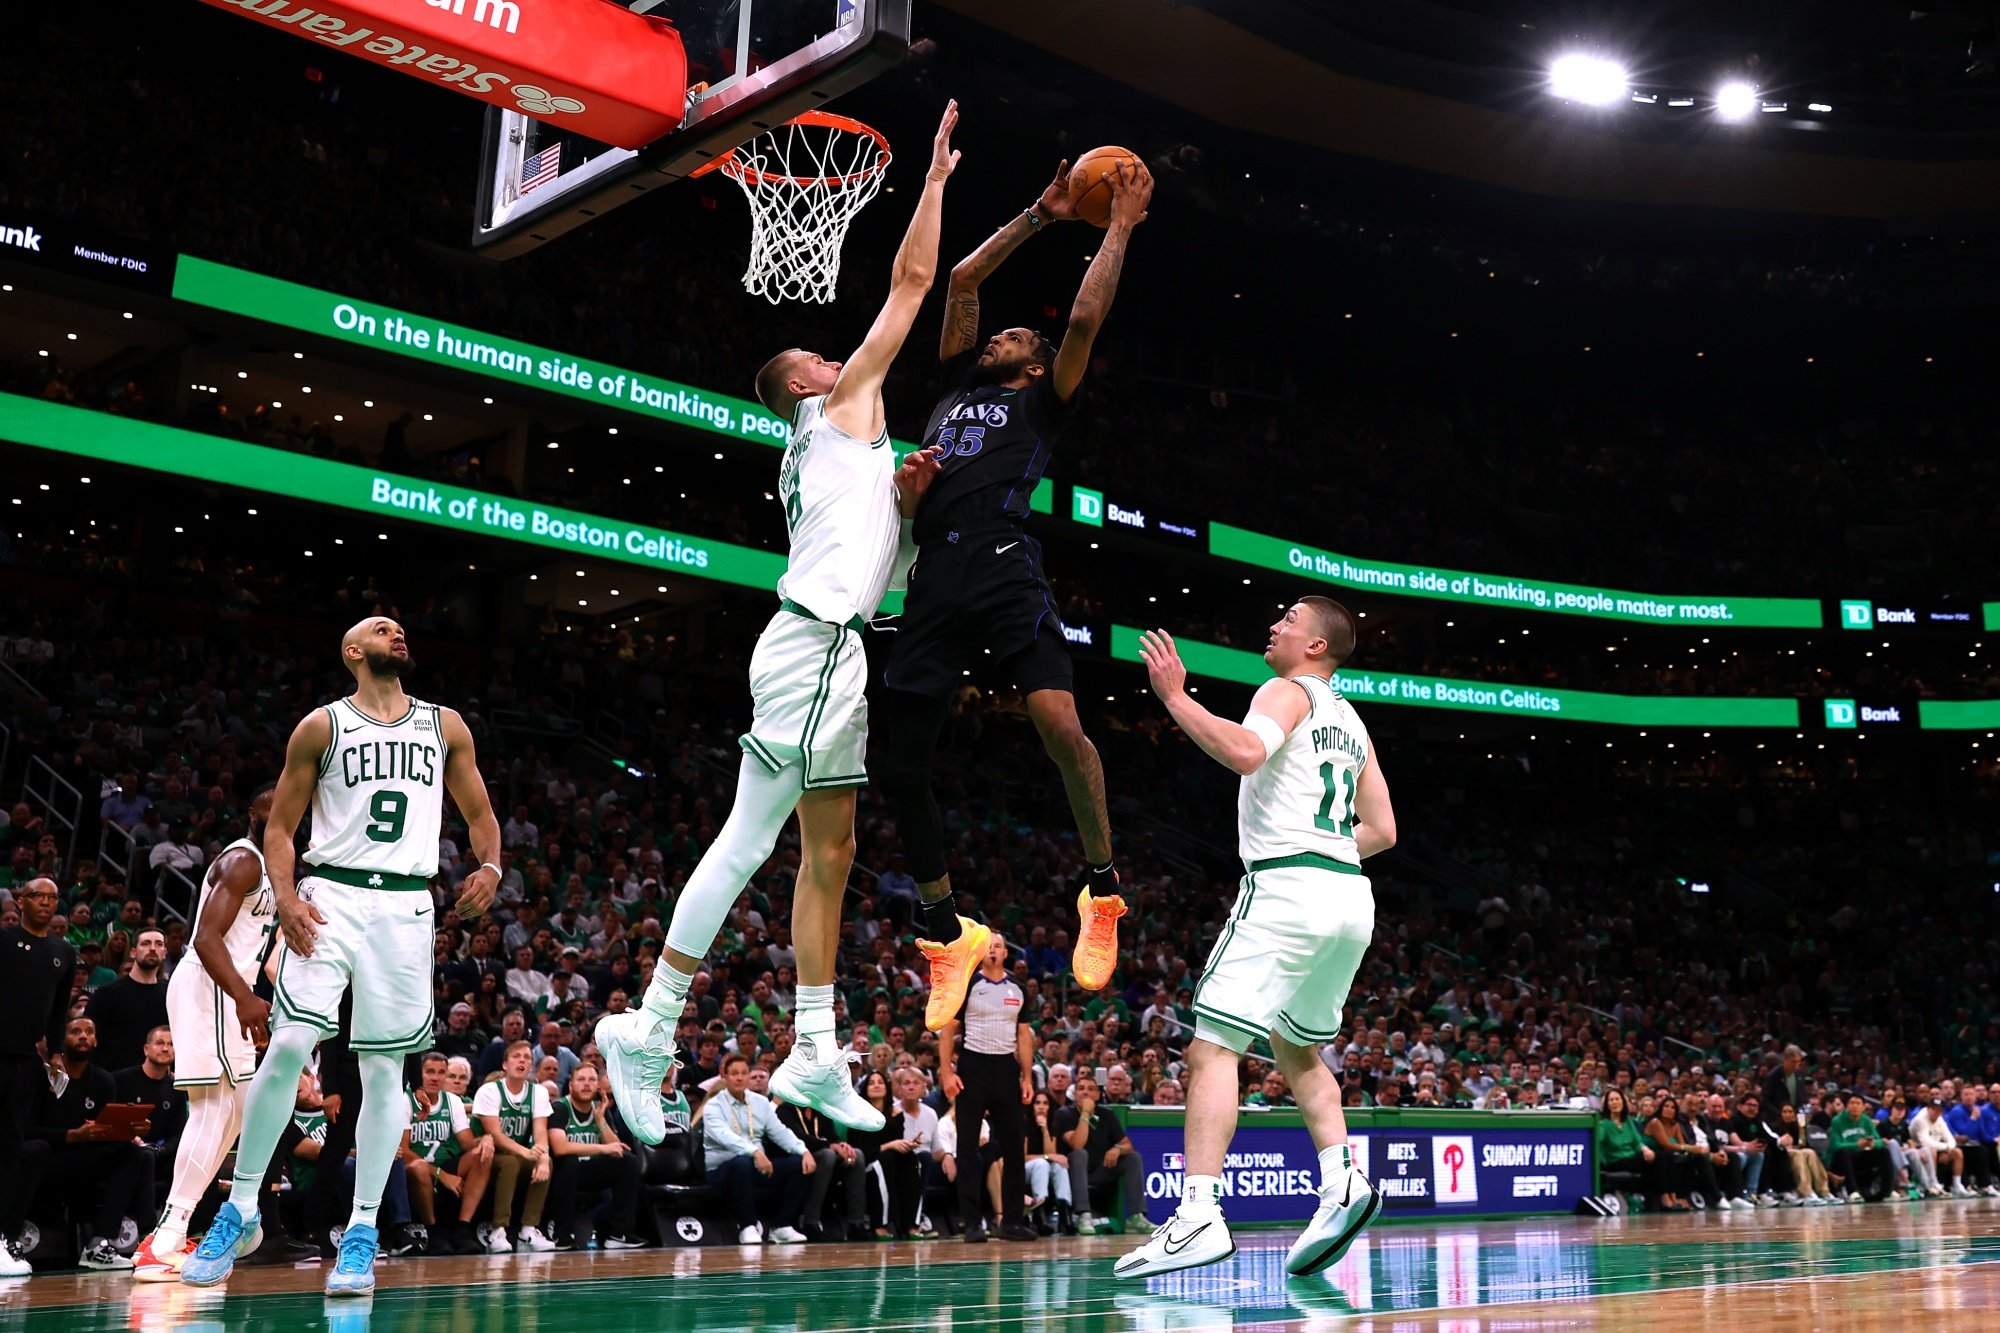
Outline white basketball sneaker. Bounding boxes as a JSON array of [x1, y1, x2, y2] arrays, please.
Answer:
[[769, 1043, 883, 1131], [1111, 1208, 1235, 1278], [1284, 1167, 1381, 1276], [596, 1010, 677, 1144]]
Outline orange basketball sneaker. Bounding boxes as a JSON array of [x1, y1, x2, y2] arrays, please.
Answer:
[[920, 918, 993, 1031], [132, 1231, 197, 1283], [1072, 884, 1128, 991]]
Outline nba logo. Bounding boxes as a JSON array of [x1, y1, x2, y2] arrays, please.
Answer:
[[1162, 1152, 1184, 1170], [1432, 1136, 1477, 1204]]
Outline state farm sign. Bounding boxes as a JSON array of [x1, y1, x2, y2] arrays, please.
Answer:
[[201, 0, 686, 150]]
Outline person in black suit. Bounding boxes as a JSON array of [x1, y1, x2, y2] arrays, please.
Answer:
[[1761, 1045, 1812, 1120]]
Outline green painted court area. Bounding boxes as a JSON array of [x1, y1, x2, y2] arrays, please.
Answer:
[[31, 1227, 2000, 1333]]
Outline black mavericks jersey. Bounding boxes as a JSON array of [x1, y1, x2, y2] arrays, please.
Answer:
[[912, 349, 1074, 546]]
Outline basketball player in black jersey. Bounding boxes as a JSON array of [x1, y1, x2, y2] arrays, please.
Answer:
[[877, 156, 1153, 1027]]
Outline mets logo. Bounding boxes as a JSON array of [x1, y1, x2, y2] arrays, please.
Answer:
[[513, 86, 585, 116], [674, 1217, 704, 1242]]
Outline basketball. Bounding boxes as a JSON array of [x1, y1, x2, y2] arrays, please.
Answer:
[[1067, 145, 1141, 227]]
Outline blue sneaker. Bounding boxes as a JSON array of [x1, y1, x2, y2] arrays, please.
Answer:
[[326, 1224, 379, 1297], [179, 1203, 263, 1288]]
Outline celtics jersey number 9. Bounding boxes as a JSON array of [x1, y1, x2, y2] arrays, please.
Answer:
[[1238, 675, 1371, 867], [306, 696, 445, 878]]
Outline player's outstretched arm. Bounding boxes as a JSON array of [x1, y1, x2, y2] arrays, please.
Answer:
[[823, 102, 960, 440], [939, 160, 1079, 361], [1138, 629, 1307, 774], [1051, 160, 1151, 402], [266, 709, 331, 956], [441, 707, 503, 919], [192, 848, 273, 1042], [1353, 741, 1397, 859]]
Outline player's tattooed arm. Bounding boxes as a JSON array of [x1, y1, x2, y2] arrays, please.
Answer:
[[1052, 161, 1151, 401], [940, 160, 1076, 360]]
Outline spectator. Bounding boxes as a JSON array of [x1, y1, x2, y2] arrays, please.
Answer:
[[1911, 1098, 1968, 1198], [472, 1040, 556, 1253], [477, 1010, 530, 1082], [1761, 1046, 1812, 1118], [1777, 1103, 1837, 1204], [699, 1053, 813, 1245], [842, 1071, 904, 1240], [1729, 1093, 1786, 1203], [1244, 1070, 1294, 1108], [98, 776, 151, 831], [1055, 1075, 1147, 1236], [505, 947, 553, 1008], [547, 1064, 643, 1250], [1945, 1084, 2000, 1196], [1692, 1093, 1751, 1207], [535, 1022, 581, 1089], [1023, 1089, 1073, 1231], [402, 1050, 493, 1255], [774, 1088, 866, 1240], [85, 928, 169, 1072], [112, 1024, 187, 1158], [1827, 1093, 1894, 1202], [0, 877, 72, 1276], [29, 1016, 155, 1269], [145, 824, 203, 877], [1594, 1088, 1658, 1207]]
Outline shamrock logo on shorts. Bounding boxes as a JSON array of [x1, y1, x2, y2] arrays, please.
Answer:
[[369, 874, 384, 887], [513, 86, 586, 116]]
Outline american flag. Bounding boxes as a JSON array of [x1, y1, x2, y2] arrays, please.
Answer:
[[521, 142, 562, 195]]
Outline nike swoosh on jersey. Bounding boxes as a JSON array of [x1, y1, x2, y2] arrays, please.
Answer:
[[1162, 1221, 1211, 1255], [995, 541, 1020, 554]]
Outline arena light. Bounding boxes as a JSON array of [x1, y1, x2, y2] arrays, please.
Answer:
[[1716, 83, 1757, 120], [1549, 54, 1628, 105]]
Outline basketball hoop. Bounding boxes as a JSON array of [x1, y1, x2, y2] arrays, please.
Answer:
[[693, 111, 891, 305]]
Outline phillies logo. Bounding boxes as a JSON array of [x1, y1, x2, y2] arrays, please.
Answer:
[[1431, 1135, 1478, 1203]]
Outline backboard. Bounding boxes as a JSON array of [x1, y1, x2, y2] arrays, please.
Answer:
[[472, 0, 910, 257]]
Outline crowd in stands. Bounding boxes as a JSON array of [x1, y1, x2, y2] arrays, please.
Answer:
[[0, 510, 1995, 1262]]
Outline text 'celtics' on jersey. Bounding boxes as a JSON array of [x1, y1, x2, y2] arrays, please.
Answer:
[[1239, 674, 1371, 868], [306, 696, 446, 878]]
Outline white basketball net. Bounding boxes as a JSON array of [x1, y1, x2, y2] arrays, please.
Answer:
[[712, 114, 891, 305]]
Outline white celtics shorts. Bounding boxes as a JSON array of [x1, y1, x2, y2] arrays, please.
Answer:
[[1192, 854, 1374, 1054], [167, 955, 256, 1087], [273, 871, 437, 1055], [740, 603, 870, 791]]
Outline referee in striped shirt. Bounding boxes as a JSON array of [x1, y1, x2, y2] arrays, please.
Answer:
[[937, 933, 1037, 1243]]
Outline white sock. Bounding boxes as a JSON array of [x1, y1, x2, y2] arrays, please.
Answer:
[[641, 960, 697, 1026], [153, 1201, 194, 1252], [1181, 1174, 1223, 1221], [345, 1052, 407, 1235], [1319, 1142, 1358, 1189], [794, 985, 838, 1061]]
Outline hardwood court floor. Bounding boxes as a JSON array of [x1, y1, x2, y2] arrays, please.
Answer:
[[4, 1198, 1997, 1331]]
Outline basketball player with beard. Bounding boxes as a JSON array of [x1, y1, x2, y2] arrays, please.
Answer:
[[875, 156, 1153, 1027], [182, 617, 502, 1295]]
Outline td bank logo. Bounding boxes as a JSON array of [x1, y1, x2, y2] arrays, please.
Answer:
[[1840, 600, 1873, 630], [1072, 486, 1104, 527], [1824, 699, 1857, 729]]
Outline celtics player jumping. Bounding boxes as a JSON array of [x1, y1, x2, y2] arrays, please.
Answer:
[[1117, 598, 1394, 1278], [876, 156, 1153, 1026], [182, 616, 503, 1294], [597, 103, 960, 1143]]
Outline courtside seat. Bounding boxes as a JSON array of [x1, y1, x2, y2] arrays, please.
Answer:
[[636, 1133, 788, 1245]]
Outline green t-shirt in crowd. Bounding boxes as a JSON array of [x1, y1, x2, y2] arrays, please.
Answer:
[[1595, 1115, 1648, 1164], [291, 1108, 330, 1190], [407, 1089, 469, 1166]]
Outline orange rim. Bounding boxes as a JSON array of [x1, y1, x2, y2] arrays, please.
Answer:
[[688, 111, 891, 188]]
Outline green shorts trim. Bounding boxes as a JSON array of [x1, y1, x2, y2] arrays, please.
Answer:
[[1245, 852, 1362, 875], [739, 734, 786, 774], [351, 1007, 436, 1055], [781, 598, 866, 631], [303, 864, 433, 893]]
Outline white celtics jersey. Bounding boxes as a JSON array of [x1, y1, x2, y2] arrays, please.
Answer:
[[304, 695, 446, 877], [1239, 674, 1370, 867], [188, 837, 276, 984], [775, 394, 908, 625]]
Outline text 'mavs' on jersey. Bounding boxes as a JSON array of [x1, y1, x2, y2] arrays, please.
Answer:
[[913, 348, 1073, 546], [1240, 675, 1371, 868], [306, 695, 446, 879]]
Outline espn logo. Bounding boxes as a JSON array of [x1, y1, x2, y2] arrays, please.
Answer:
[[1512, 1175, 1561, 1198], [425, 0, 519, 34]]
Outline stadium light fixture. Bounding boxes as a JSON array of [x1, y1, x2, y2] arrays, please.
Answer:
[[1716, 83, 1757, 120], [1549, 54, 1628, 105]]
